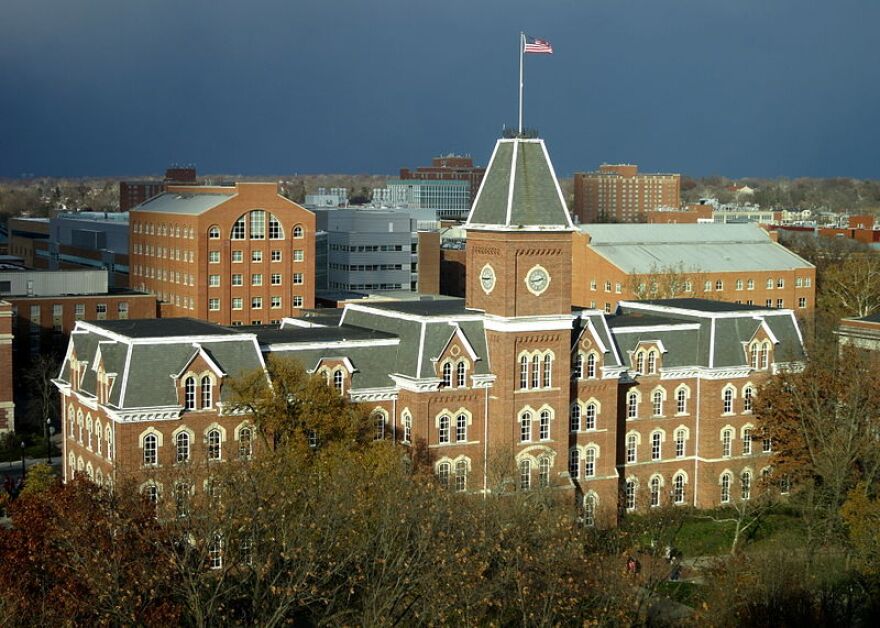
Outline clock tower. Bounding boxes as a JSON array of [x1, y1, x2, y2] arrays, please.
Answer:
[[464, 137, 577, 489]]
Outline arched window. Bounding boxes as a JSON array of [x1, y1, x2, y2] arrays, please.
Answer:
[[570, 404, 581, 432], [651, 432, 662, 460], [143, 433, 158, 466], [455, 460, 468, 492], [86, 416, 93, 450], [209, 533, 224, 570], [184, 376, 196, 410], [626, 433, 638, 463], [676, 387, 688, 414], [520, 412, 532, 443], [647, 350, 657, 374], [569, 449, 580, 479], [239, 427, 253, 460], [249, 210, 266, 239], [573, 353, 583, 380], [652, 389, 664, 417], [741, 471, 752, 500], [675, 429, 687, 458], [206, 429, 221, 461], [583, 494, 597, 527], [519, 460, 531, 490], [586, 352, 597, 379], [333, 370, 343, 393], [519, 355, 529, 389], [585, 402, 597, 430], [231, 216, 246, 240], [106, 426, 113, 461], [650, 476, 661, 507], [627, 391, 639, 419], [95, 420, 102, 455], [539, 457, 551, 488], [456, 413, 467, 442], [200, 376, 212, 410], [77, 410, 83, 443], [208, 226, 220, 239], [543, 354, 552, 388], [68, 452, 75, 478], [175, 483, 190, 518], [402, 412, 412, 443], [268, 214, 283, 239], [438, 415, 450, 444], [723, 387, 735, 414], [635, 352, 645, 375], [68, 404, 75, 439], [292, 224, 304, 239], [437, 462, 451, 488], [176, 432, 190, 463], [531, 355, 540, 388], [742, 427, 752, 455], [625, 480, 637, 510], [539, 410, 551, 440], [441, 362, 451, 387], [720, 473, 731, 503], [456, 361, 466, 387], [722, 428, 733, 457], [373, 411, 385, 441], [673, 474, 686, 504], [144, 483, 159, 505], [584, 447, 596, 478], [760, 342, 770, 369], [743, 386, 754, 413]]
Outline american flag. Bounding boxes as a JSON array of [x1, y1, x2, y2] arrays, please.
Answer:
[[523, 35, 553, 54]]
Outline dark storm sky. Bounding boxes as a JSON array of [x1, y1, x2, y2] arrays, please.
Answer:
[[2, 0, 879, 179]]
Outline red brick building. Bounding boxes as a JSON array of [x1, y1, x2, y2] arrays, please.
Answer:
[[400, 154, 486, 205], [119, 166, 198, 211], [129, 182, 316, 325], [573, 164, 680, 223], [56, 137, 805, 525], [0, 301, 13, 433]]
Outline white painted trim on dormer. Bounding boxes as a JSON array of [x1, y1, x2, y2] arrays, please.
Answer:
[[619, 300, 792, 320], [174, 344, 226, 380], [584, 318, 609, 355], [416, 321, 427, 378], [343, 303, 486, 324], [483, 313, 575, 333], [611, 323, 701, 334], [280, 317, 329, 329], [709, 318, 716, 368], [118, 344, 134, 408], [310, 356, 357, 375], [435, 324, 481, 363], [539, 139, 577, 231], [505, 139, 518, 226], [464, 139, 502, 227], [751, 317, 779, 345], [265, 337, 399, 352]]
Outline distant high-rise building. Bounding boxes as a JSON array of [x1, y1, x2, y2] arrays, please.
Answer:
[[399, 154, 486, 205], [573, 164, 680, 223], [119, 166, 198, 211]]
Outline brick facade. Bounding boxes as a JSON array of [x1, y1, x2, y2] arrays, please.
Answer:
[[0, 301, 14, 432], [573, 165, 681, 224]]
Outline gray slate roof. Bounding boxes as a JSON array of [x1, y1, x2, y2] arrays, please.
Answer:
[[580, 223, 813, 273], [465, 138, 575, 231]]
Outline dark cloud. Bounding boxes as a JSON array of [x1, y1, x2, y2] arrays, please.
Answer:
[[2, 0, 879, 178]]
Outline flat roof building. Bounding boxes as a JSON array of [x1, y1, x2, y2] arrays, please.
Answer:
[[573, 164, 680, 223]]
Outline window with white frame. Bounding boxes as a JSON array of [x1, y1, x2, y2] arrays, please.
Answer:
[[176, 432, 190, 463], [373, 411, 385, 441], [722, 428, 733, 457], [268, 215, 283, 239], [584, 402, 597, 430], [539, 457, 551, 488], [626, 433, 638, 463], [625, 480, 636, 510], [231, 217, 246, 240], [543, 354, 552, 388], [673, 474, 685, 504], [520, 412, 532, 443], [293, 224, 304, 239], [742, 427, 752, 455], [184, 376, 196, 410], [635, 351, 645, 374], [455, 460, 468, 492], [456, 361, 466, 387], [519, 460, 531, 490], [762, 434, 772, 453], [720, 472, 731, 503], [201, 376, 212, 409], [403, 412, 412, 443], [676, 387, 688, 414], [442, 362, 452, 387], [293, 273, 304, 285], [293, 249, 304, 262], [271, 250, 282, 262], [239, 427, 253, 460], [722, 387, 735, 414], [209, 298, 220, 311], [251, 297, 262, 310], [652, 389, 664, 417], [519, 356, 529, 389], [143, 433, 158, 466], [206, 429, 221, 461], [651, 432, 662, 460], [531, 355, 540, 388], [650, 476, 661, 507], [573, 353, 583, 380], [208, 226, 220, 239], [675, 429, 686, 457], [627, 391, 639, 419], [743, 385, 754, 413], [293, 296, 303, 308], [271, 273, 282, 285], [456, 413, 467, 442], [569, 449, 579, 478], [570, 404, 581, 432], [586, 352, 597, 378], [250, 210, 266, 239], [539, 410, 550, 440], [439, 415, 450, 444], [583, 494, 596, 526], [741, 470, 751, 500], [647, 350, 657, 374], [584, 447, 596, 477], [271, 296, 281, 309]]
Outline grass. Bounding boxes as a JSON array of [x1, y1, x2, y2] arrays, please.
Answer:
[[672, 508, 807, 558], [0, 435, 58, 463], [656, 581, 705, 607]]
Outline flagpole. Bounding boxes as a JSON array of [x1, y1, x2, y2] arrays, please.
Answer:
[[518, 32, 524, 135]]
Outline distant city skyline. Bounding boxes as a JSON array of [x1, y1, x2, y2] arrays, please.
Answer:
[[3, 0, 880, 179]]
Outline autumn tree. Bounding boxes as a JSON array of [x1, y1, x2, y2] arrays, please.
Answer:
[[818, 251, 880, 320], [627, 262, 712, 301]]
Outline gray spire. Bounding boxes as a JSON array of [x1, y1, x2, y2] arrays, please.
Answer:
[[464, 138, 575, 231]]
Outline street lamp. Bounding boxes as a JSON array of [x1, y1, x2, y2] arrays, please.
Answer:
[[45, 418, 52, 464], [20, 441, 26, 480]]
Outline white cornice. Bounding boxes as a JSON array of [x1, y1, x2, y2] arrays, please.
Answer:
[[349, 387, 398, 402], [612, 324, 701, 334], [389, 374, 442, 393], [344, 303, 485, 324], [265, 337, 399, 352], [483, 314, 575, 333], [619, 300, 792, 320]]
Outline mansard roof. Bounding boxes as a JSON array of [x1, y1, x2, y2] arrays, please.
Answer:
[[464, 138, 575, 232]]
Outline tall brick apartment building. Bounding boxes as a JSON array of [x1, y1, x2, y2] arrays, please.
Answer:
[[129, 182, 316, 325], [399, 154, 486, 205], [56, 137, 804, 524], [573, 164, 680, 223], [0, 301, 13, 433]]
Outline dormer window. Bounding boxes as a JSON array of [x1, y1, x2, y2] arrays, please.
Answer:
[[200, 376, 213, 409], [456, 361, 466, 387], [333, 369, 344, 393], [442, 362, 452, 387], [647, 350, 657, 375], [184, 376, 196, 410]]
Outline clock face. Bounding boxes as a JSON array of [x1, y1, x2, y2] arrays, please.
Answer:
[[480, 264, 496, 294], [525, 265, 551, 296]]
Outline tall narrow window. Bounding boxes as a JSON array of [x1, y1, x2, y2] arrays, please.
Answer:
[[743, 386, 754, 413], [175, 483, 190, 518], [635, 352, 644, 375], [626, 434, 637, 463], [519, 356, 529, 389], [539, 410, 550, 440], [586, 352, 597, 378], [209, 533, 224, 570], [455, 460, 467, 492], [583, 494, 596, 526], [741, 471, 751, 500], [456, 361, 466, 387], [676, 388, 687, 414], [249, 210, 266, 239], [231, 217, 245, 240], [176, 432, 190, 463], [200, 376, 212, 409], [333, 370, 343, 393], [627, 392, 639, 419], [742, 428, 752, 455], [184, 376, 196, 410], [625, 480, 636, 510], [652, 390, 663, 417], [675, 429, 686, 458], [720, 473, 731, 503], [673, 474, 685, 504], [651, 432, 662, 460], [723, 387, 734, 414], [650, 477, 661, 507], [207, 429, 221, 461], [539, 457, 551, 488], [760, 342, 770, 370], [570, 404, 581, 432], [374, 412, 385, 441], [573, 353, 583, 379], [442, 362, 452, 387], [439, 415, 450, 444], [437, 462, 450, 488], [543, 355, 552, 388], [519, 460, 531, 490], [584, 447, 596, 478], [569, 449, 580, 479], [143, 434, 157, 466], [268, 214, 283, 239], [722, 429, 732, 457], [584, 402, 597, 430], [403, 413, 412, 443], [239, 427, 253, 460], [531, 355, 540, 388], [520, 412, 532, 442], [647, 350, 657, 374], [762, 434, 772, 453], [750, 344, 760, 369], [456, 413, 467, 442]]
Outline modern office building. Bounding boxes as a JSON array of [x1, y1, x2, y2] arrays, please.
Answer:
[[119, 166, 198, 211], [129, 182, 316, 325], [314, 207, 440, 294], [372, 179, 471, 221], [304, 187, 349, 208], [399, 154, 486, 205], [57, 136, 805, 526], [572, 223, 816, 315], [573, 164, 680, 223]]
